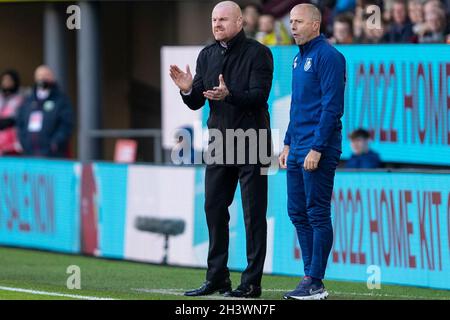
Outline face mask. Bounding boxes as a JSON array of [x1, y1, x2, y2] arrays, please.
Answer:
[[35, 80, 54, 100], [36, 88, 50, 100]]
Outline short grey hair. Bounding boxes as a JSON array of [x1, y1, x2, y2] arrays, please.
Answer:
[[292, 3, 322, 22]]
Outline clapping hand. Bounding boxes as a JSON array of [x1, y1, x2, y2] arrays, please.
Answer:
[[169, 64, 193, 93], [203, 74, 229, 101]]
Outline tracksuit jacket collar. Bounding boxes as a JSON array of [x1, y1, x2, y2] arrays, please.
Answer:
[[299, 34, 326, 55]]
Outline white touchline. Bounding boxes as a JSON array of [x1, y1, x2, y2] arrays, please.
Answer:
[[132, 288, 259, 300], [132, 288, 443, 300], [0, 286, 116, 300]]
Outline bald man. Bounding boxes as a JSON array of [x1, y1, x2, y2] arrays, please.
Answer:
[[170, 1, 273, 298], [16, 65, 74, 158], [278, 4, 346, 300]]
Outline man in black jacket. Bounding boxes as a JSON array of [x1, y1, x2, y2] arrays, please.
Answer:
[[170, 0, 273, 298], [16, 65, 74, 158]]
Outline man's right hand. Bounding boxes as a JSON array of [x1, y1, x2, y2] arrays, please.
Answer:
[[278, 145, 290, 169], [169, 64, 193, 93]]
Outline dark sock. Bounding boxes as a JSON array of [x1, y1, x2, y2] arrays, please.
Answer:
[[311, 277, 323, 285]]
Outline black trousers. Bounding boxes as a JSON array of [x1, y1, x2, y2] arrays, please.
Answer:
[[204, 164, 268, 286]]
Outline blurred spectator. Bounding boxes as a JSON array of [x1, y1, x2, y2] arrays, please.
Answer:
[[0, 70, 24, 155], [383, 0, 416, 42], [383, 0, 394, 22], [256, 14, 292, 45], [354, 9, 387, 43], [261, 0, 307, 19], [258, 0, 349, 39], [418, 0, 448, 42], [408, 0, 424, 25], [409, 0, 427, 36], [345, 128, 382, 168], [311, 0, 342, 37], [353, 0, 386, 42], [16, 65, 74, 158], [353, 4, 365, 39], [424, 0, 447, 10], [329, 13, 355, 43], [364, 15, 388, 42], [292, 0, 450, 44], [243, 4, 261, 39]]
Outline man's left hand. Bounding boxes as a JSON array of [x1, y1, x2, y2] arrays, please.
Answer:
[[203, 74, 229, 101], [303, 149, 322, 171]]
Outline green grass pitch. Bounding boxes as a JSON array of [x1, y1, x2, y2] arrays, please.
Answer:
[[0, 246, 449, 300]]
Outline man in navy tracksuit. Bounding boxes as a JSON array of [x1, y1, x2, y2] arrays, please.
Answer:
[[279, 3, 346, 300]]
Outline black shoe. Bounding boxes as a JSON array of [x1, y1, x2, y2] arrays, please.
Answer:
[[223, 284, 262, 298], [184, 279, 232, 296]]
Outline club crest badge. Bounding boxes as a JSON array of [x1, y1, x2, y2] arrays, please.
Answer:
[[304, 58, 312, 71]]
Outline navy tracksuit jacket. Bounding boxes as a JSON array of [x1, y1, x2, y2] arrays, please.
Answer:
[[284, 34, 346, 279]]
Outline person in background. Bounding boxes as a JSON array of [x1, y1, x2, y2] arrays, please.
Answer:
[[259, 0, 309, 37], [352, 3, 365, 40], [16, 65, 74, 158], [242, 3, 261, 39], [383, 0, 394, 22], [354, 9, 387, 43], [345, 128, 382, 168], [409, 0, 427, 36], [353, 0, 386, 43], [409, 0, 424, 25], [383, 0, 416, 42], [363, 13, 388, 42], [256, 13, 292, 45], [329, 13, 355, 43], [418, 1, 448, 42], [0, 69, 24, 156]]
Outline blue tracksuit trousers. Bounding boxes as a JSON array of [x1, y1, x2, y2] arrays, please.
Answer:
[[286, 148, 341, 279]]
